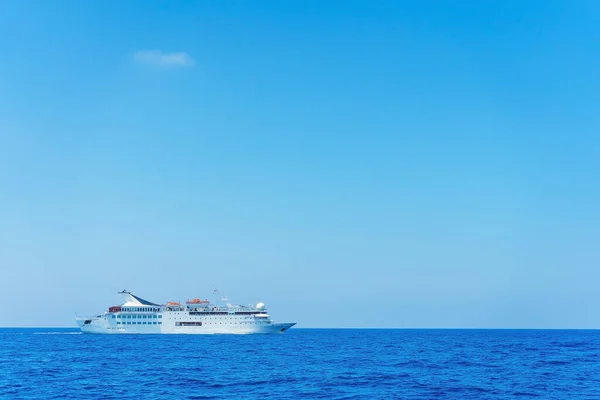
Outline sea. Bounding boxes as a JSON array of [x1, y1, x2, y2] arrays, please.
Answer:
[[0, 328, 599, 399]]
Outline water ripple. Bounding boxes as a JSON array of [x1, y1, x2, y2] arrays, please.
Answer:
[[1, 328, 599, 399]]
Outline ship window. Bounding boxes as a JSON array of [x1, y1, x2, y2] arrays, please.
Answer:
[[158, 315, 162, 318], [158, 322, 162, 324]]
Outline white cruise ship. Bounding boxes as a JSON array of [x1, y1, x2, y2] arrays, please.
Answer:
[[76, 290, 296, 334]]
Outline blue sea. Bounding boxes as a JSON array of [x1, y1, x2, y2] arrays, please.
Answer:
[[1, 328, 599, 399]]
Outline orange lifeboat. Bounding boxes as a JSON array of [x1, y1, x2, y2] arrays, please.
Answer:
[[186, 298, 210, 309], [186, 298, 209, 305], [166, 301, 180, 306]]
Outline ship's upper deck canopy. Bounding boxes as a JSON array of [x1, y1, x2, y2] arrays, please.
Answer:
[[116, 290, 265, 312], [119, 290, 159, 307]]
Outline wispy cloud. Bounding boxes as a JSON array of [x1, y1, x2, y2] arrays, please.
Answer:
[[133, 50, 195, 67]]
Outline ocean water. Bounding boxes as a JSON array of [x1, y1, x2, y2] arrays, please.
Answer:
[[1, 329, 599, 399]]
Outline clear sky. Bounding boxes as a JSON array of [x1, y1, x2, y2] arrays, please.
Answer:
[[1, 1, 599, 328]]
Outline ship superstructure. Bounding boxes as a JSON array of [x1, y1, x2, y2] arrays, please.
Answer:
[[76, 290, 296, 334]]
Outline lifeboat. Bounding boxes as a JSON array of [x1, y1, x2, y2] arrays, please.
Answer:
[[166, 301, 180, 307], [186, 298, 210, 308], [186, 298, 209, 304]]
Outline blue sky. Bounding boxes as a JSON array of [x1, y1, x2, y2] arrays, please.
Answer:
[[1, 1, 599, 328]]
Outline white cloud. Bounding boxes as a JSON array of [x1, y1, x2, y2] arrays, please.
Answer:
[[133, 50, 195, 67]]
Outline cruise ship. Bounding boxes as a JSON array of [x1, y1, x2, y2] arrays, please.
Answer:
[[76, 290, 296, 334]]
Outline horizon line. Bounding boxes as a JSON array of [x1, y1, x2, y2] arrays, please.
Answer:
[[2, 326, 600, 330]]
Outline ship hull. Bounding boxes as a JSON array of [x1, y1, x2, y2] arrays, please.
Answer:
[[77, 317, 295, 334]]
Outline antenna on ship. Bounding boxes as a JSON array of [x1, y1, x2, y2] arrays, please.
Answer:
[[213, 289, 232, 307], [212, 289, 227, 302]]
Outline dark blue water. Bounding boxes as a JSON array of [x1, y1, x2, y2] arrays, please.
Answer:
[[1, 329, 599, 399]]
